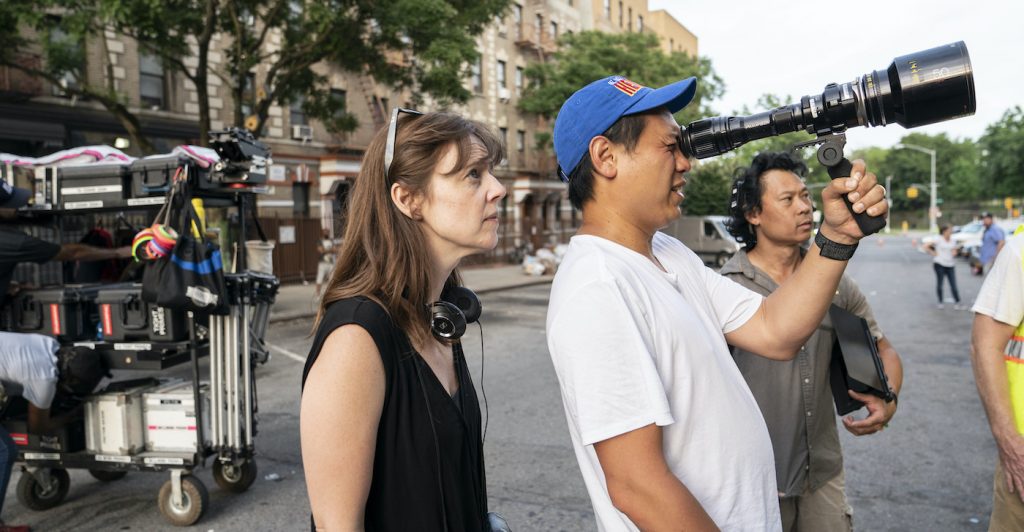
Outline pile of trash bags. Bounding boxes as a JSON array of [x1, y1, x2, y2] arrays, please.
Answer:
[[521, 244, 568, 276]]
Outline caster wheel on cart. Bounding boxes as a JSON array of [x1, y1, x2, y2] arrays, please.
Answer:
[[89, 469, 128, 482], [213, 459, 258, 493], [157, 475, 209, 527], [16, 468, 70, 511]]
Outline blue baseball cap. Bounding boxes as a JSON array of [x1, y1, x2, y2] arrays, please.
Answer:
[[553, 75, 697, 182], [0, 177, 30, 209]]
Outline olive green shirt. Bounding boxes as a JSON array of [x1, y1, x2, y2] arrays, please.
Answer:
[[720, 249, 883, 497]]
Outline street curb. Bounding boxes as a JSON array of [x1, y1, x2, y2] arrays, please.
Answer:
[[268, 277, 554, 324]]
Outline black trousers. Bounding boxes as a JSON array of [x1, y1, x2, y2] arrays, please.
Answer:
[[934, 263, 960, 303]]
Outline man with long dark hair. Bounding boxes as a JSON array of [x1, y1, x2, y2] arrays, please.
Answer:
[[720, 151, 903, 531]]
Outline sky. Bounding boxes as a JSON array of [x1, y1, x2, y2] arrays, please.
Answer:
[[648, 0, 1023, 151]]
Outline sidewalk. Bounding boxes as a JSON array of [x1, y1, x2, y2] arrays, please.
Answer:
[[269, 264, 553, 323]]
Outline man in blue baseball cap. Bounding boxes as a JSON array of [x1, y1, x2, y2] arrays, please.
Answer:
[[545, 75, 889, 530]]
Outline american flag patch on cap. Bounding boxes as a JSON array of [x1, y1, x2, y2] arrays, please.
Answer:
[[608, 77, 643, 96]]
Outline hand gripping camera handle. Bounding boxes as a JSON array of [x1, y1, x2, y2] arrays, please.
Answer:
[[827, 158, 887, 236]]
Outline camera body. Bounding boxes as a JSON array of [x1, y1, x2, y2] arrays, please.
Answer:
[[205, 128, 272, 188]]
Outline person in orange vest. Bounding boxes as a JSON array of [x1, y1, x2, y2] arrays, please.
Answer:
[[971, 230, 1024, 530]]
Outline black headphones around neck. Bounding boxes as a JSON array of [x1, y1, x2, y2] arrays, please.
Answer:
[[428, 286, 481, 341]]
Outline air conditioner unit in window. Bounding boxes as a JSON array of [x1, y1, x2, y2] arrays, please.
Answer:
[[498, 87, 511, 103], [292, 125, 313, 141]]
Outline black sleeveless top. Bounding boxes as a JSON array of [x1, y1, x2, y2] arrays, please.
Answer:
[[301, 296, 488, 531]]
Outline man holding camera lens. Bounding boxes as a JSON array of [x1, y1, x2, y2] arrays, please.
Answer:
[[546, 76, 888, 530], [720, 151, 903, 531]]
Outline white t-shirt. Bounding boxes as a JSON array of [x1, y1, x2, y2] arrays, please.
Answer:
[[932, 238, 958, 268], [0, 332, 59, 409], [547, 233, 780, 531], [973, 233, 1024, 327]]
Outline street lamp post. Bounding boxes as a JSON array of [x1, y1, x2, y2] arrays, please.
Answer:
[[894, 143, 938, 233]]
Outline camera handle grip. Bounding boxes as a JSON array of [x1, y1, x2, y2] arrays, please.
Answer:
[[825, 158, 886, 236]]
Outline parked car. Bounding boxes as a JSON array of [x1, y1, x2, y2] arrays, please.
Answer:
[[663, 215, 741, 268]]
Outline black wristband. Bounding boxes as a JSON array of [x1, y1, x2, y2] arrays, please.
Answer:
[[814, 230, 858, 261]]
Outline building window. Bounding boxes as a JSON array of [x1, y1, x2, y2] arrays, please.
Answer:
[[289, 99, 307, 127], [139, 52, 166, 110], [550, 21, 558, 40], [637, 15, 643, 32], [241, 72, 256, 118], [604, 0, 611, 20], [513, 4, 523, 39], [516, 130, 525, 152], [515, 66, 524, 96], [48, 25, 82, 97], [330, 89, 346, 119], [497, 60, 507, 88], [618, 2, 623, 27], [471, 58, 483, 93], [292, 182, 310, 217]]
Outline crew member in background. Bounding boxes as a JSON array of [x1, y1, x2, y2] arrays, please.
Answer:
[[314, 228, 337, 298], [971, 230, 1024, 531], [0, 332, 60, 532], [0, 177, 130, 312], [980, 212, 1007, 274]]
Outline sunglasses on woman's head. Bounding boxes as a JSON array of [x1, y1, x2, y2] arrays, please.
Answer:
[[384, 107, 424, 179]]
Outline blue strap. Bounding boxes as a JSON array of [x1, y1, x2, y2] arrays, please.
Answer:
[[170, 248, 223, 275]]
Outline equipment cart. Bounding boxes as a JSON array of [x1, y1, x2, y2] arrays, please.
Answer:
[[2, 130, 279, 526]]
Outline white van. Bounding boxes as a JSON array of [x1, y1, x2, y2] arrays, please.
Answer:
[[663, 215, 742, 268]]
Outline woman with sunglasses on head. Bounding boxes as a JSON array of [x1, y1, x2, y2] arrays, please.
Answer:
[[300, 110, 507, 531]]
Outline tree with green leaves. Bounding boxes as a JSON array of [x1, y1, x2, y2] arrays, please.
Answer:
[[518, 30, 723, 153], [878, 131, 981, 211], [0, 0, 509, 149], [979, 106, 1024, 198]]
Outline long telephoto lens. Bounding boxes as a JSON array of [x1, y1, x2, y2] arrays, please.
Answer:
[[679, 41, 976, 159]]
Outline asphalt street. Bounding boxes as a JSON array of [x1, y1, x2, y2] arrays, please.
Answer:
[[1, 234, 1000, 531]]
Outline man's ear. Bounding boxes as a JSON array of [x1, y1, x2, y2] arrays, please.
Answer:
[[390, 182, 422, 220], [588, 136, 618, 180], [745, 207, 762, 228]]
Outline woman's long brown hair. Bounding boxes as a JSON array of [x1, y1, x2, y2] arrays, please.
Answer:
[[315, 112, 504, 347]]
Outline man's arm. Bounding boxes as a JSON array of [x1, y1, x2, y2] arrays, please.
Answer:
[[594, 424, 719, 531], [726, 160, 888, 360], [971, 314, 1024, 502], [843, 336, 903, 435], [52, 243, 131, 262]]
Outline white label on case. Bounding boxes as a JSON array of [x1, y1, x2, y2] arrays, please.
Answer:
[[24, 452, 60, 461], [63, 185, 123, 194], [144, 457, 185, 465], [127, 197, 166, 206], [114, 343, 152, 351], [96, 454, 132, 463], [65, 201, 104, 209]]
